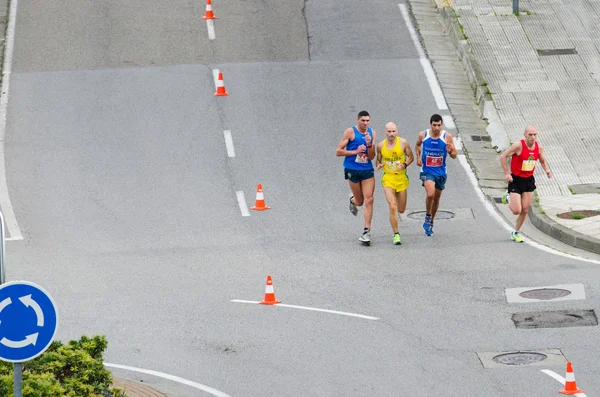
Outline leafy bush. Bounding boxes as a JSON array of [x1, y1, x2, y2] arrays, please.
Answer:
[[0, 335, 126, 397]]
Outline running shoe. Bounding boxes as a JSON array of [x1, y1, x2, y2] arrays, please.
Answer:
[[359, 232, 371, 244], [349, 195, 358, 216], [425, 222, 433, 236], [501, 192, 510, 205], [511, 231, 524, 243], [393, 233, 401, 245], [422, 215, 431, 233]]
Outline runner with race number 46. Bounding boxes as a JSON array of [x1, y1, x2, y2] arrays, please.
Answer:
[[414, 114, 457, 236]]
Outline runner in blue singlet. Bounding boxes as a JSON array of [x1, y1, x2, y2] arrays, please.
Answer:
[[336, 111, 377, 244], [414, 114, 458, 236]]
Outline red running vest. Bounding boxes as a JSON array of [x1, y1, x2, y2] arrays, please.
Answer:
[[511, 139, 539, 178]]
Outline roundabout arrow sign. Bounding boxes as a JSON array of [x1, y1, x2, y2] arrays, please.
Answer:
[[0, 281, 58, 362]]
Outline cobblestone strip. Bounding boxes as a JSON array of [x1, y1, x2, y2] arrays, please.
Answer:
[[113, 378, 167, 397]]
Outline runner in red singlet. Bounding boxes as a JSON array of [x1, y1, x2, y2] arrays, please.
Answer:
[[499, 125, 552, 242]]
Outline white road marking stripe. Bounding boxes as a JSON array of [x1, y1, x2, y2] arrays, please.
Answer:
[[399, 3, 448, 110], [457, 154, 600, 264], [104, 363, 233, 397], [223, 130, 235, 157], [212, 68, 219, 90], [236, 191, 250, 217], [540, 370, 587, 396], [231, 300, 379, 320], [442, 114, 455, 129], [207, 19, 216, 40], [0, 0, 23, 241]]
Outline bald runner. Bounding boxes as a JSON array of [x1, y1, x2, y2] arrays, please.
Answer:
[[376, 122, 414, 245]]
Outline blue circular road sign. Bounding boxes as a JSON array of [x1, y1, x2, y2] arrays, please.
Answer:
[[0, 281, 58, 362]]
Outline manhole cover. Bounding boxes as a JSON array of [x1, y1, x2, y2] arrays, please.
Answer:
[[519, 288, 571, 300], [512, 310, 598, 329], [538, 48, 577, 56], [492, 352, 548, 365], [407, 210, 455, 220]]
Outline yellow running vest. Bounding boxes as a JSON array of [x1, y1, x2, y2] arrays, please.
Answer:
[[380, 137, 406, 174]]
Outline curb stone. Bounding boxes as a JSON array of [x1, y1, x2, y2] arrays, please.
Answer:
[[528, 198, 600, 255]]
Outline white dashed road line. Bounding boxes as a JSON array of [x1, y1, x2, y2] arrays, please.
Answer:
[[207, 19, 216, 40], [223, 130, 235, 157], [398, 3, 448, 111], [0, 0, 23, 241], [236, 191, 250, 217], [212, 68, 220, 90], [231, 300, 379, 320], [104, 363, 233, 397]]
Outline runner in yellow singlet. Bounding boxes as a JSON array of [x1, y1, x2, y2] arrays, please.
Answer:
[[376, 122, 414, 245]]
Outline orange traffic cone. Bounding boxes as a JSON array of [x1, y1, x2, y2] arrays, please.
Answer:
[[214, 72, 229, 96], [259, 275, 280, 305], [202, 0, 217, 20], [559, 362, 583, 395], [250, 184, 270, 210]]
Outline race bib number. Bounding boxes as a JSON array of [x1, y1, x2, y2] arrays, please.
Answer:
[[521, 160, 535, 171], [426, 156, 443, 167], [355, 153, 369, 164], [386, 161, 400, 172]]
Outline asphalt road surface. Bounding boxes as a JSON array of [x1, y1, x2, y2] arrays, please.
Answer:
[[4, 0, 600, 395]]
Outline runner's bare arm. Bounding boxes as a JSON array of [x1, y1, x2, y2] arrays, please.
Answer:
[[335, 128, 361, 157], [446, 133, 457, 159], [367, 130, 376, 160], [375, 141, 384, 171], [538, 145, 552, 178], [499, 141, 522, 182], [400, 138, 414, 167], [415, 131, 425, 167]]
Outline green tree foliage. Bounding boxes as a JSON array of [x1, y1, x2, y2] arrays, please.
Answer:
[[0, 335, 126, 397]]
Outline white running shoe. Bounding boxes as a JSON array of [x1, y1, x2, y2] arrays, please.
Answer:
[[359, 232, 371, 244]]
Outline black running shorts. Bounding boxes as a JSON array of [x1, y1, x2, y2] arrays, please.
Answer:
[[508, 174, 536, 194]]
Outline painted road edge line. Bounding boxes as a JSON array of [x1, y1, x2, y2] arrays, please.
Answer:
[[442, 114, 455, 129], [105, 363, 233, 397], [231, 299, 379, 320], [0, 0, 22, 241], [223, 130, 235, 157], [398, 3, 448, 110], [540, 369, 587, 397], [207, 19, 216, 40], [236, 191, 250, 217], [457, 154, 600, 265]]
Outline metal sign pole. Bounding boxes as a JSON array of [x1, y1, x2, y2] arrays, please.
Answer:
[[0, 210, 5, 284], [14, 362, 22, 397], [0, 211, 17, 396]]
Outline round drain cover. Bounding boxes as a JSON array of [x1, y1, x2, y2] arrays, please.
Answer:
[[519, 288, 571, 300], [492, 352, 548, 365], [407, 210, 455, 220]]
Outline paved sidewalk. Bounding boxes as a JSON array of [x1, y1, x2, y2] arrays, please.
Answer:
[[408, 0, 600, 254]]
